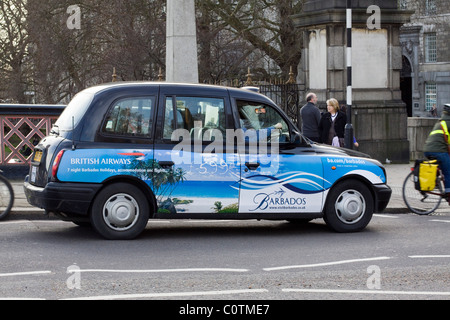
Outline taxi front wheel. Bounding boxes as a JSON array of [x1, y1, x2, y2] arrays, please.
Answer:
[[323, 180, 374, 233], [90, 183, 150, 240]]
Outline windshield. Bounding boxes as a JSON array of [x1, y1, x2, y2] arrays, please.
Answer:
[[54, 92, 94, 131]]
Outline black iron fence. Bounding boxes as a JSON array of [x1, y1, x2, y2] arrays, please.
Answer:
[[212, 74, 305, 128], [258, 83, 304, 128]]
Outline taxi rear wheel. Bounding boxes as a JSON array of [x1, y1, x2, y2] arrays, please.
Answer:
[[323, 180, 374, 233], [90, 183, 149, 240]]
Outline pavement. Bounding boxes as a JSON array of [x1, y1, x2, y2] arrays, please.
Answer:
[[384, 163, 413, 213], [4, 163, 417, 219]]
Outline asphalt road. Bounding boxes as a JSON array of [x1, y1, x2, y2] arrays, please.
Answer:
[[0, 211, 449, 303]]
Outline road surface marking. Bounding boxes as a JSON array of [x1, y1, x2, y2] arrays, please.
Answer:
[[61, 288, 268, 300], [429, 219, 450, 223], [71, 268, 249, 274], [0, 220, 67, 225], [283, 288, 450, 297], [263, 256, 391, 271], [0, 271, 52, 277], [373, 214, 399, 219], [0, 220, 31, 225], [409, 255, 450, 259]]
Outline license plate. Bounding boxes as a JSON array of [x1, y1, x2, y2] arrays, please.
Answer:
[[33, 150, 43, 163]]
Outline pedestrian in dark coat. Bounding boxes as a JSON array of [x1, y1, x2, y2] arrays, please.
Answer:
[[300, 92, 321, 143], [318, 98, 347, 146]]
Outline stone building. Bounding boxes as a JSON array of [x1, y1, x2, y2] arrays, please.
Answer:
[[292, 0, 412, 163], [399, 0, 450, 117]]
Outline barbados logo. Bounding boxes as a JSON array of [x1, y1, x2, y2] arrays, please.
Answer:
[[251, 188, 307, 211]]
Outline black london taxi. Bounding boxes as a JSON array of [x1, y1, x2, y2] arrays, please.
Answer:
[[24, 82, 391, 239]]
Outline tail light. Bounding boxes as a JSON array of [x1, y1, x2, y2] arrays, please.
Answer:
[[52, 150, 65, 180]]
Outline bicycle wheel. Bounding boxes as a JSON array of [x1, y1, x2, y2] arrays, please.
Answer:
[[402, 171, 443, 215], [0, 175, 14, 220]]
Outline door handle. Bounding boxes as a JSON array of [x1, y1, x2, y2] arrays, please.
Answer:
[[158, 161, 175, 169], [245, 162, 260, 170]]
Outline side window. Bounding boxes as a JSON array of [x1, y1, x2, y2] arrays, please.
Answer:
[[237, 100, 290, 143], [163, 96, 226, 141], [103, 97, 154, 137]]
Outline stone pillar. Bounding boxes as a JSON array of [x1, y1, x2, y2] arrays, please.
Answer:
[[166, 0, 199, 83], [292, 0, 414, 163]]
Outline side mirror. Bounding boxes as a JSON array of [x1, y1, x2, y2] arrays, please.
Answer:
[[290, 130, 302, 144]]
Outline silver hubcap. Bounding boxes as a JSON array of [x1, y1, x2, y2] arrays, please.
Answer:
[[335, 189, 366, 224], [103, 193, 139, 231]]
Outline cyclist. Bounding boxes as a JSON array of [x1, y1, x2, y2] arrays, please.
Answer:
[[424, 103, 450, 203]]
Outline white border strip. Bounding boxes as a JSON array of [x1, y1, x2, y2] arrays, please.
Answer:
[[263, 257, 391, 271]]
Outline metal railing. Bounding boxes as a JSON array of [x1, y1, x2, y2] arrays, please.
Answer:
[[211, 68, 305, 128], [0, 105, 65, 165], [258, 83, 304, 128]]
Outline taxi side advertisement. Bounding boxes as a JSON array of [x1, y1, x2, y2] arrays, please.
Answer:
[[56, 149, 386, 215]]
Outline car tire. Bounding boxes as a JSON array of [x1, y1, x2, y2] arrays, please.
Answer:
[[90, 183, 150, 240], [323, 179, 374, 233]]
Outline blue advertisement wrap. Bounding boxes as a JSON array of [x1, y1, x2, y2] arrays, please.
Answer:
[[57, 149, 386, 215], [57, 149, 154, 184]]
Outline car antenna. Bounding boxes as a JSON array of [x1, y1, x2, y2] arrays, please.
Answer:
[[72, 116, 76, 151]]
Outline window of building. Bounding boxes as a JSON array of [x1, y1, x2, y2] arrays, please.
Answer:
[[425, 82, 437, 112], [425, 0, 437, 15], [398, 0, 407, 10], [425, 33, 437, 63]]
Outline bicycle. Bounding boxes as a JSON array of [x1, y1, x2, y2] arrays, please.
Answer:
[[402, 160, 445, 215], [0, 170, 14, 220]]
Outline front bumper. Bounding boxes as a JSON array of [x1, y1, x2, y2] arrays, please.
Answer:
[[373, 184, 392, 212], [24, 175, 102, 216]]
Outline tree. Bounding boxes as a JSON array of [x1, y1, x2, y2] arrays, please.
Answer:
[[2, 1, 305, 103], [212, 201, 223, 213], [0, 0, 30, 103], [197, 1, 260, 82], [197, 0, 304, 82], [26, 0, 105, 103], [128, 157, 187, 204], [25, 0, 166, 103]]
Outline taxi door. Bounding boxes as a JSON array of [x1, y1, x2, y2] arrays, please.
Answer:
[[234, 99, 325, 214], [153, 86, 241, 214]]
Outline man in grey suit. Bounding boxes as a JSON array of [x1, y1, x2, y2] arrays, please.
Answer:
[[300, 93, 321, 143]]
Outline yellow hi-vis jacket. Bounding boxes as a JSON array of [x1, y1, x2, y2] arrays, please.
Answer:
[[424, 117, 450, 153]]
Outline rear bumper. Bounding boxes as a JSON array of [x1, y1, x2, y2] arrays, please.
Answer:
[[373, 184, 392, 212], [24, 175, 102, 216]]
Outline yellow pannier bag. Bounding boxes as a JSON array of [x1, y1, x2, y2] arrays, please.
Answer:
[[418, 160, 438, 191]]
